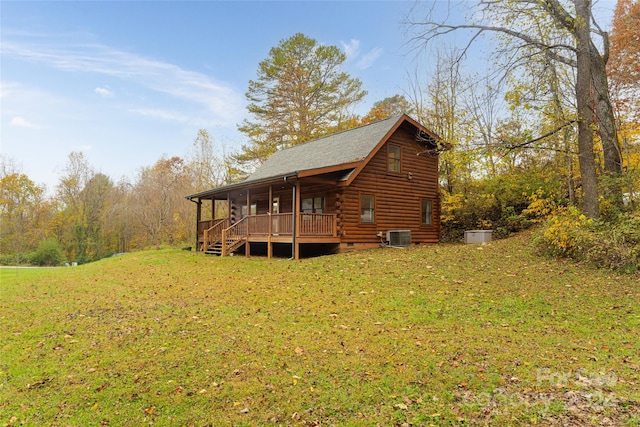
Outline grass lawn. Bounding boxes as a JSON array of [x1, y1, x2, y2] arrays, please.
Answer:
[[0, 267, 53, 282], [1, 232, 638, 426]]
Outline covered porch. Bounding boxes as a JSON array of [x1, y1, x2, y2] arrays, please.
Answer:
[[189, 174, 343, 259], [198, 212, 338, 257]]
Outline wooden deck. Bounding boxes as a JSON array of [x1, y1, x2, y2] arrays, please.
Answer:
[[198, 213, 339, 256]]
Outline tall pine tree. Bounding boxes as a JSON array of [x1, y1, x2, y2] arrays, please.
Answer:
[[234, 33, 366, 170]]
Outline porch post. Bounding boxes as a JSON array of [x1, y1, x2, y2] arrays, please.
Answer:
[[268, 185, 273, 258], [221, 228, 227, 257], [294, 182, 301, 260], [246, 189, 251, 256], [196, 199, 202, 251]]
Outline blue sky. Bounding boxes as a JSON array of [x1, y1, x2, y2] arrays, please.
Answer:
[[1, 1, 616, 193]]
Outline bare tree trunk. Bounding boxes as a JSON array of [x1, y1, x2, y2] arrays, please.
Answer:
[[574, 0, 599, 218], [542, 0, 622, 177], [590, 38, 622, 176], [563, 126, 576, 206]]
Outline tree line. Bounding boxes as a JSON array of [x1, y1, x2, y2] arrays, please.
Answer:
[[2, 0, 639, 266]]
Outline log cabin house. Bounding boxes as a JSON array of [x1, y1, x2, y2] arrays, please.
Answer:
[[186, 114, 446, 259]]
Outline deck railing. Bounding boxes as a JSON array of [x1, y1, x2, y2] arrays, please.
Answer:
[[202, 218, 229, 251], [246, 214, 270, 235], [242, 213, 334, 236], [210, 213, 337, 255], [197, 220, 213, 251], [269, 213, 293, 236], [198, 220, 214, 237], [299, 213, 336, 237]]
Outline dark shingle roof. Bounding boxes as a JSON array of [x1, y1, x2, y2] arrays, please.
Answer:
[[245, 115, 402, 182]]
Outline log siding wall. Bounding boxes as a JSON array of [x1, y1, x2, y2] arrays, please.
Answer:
[[340, 124, 440, 244]]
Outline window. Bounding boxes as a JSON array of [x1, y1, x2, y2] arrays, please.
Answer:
[[241, 203, 257, 218], [302, 196, 324, 213], [421, 199, 433, 225], [388, 144, 401, 173], [360, 194, 375, 223]]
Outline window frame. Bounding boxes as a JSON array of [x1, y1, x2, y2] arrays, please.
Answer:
[[387, 144, 402, 174], [360, 193, 376, 224], [240, 203, 257, 218], [301, 196, 325, 213], [421, 199, 433, 226]]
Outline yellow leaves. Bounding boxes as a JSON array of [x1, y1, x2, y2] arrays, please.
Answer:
[[441, 193, 465, 223], [537, 205, 597, 257], [522, 188, 559, 221]]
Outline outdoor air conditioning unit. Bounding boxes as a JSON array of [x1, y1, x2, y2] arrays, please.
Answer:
[[386, 230, 411, 247]]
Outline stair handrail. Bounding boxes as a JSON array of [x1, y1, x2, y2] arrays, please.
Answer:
[[203, 218, 230, 251], [222, 217, 248, 256]]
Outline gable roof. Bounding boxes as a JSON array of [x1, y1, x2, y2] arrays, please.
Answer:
[[247, 115, 404, 182], [186, 114, 440, 199]]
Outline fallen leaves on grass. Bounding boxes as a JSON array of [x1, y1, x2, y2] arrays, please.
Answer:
[[26, 377, 54, 389]]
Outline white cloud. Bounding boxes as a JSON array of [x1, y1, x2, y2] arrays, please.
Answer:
[[130, 108, 189, 123], [340, 39, 383, 70], [0, 81, 20, 98], [2, 39, 244, 124], [94, 86, 114, 98], [341, 39, 361, 60], [10, 116, 40, 129], [356, 47, 384, 70]]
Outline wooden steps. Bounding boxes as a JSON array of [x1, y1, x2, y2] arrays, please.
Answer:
[[204, 240, 224, 255], [204, 238, 245, 256]]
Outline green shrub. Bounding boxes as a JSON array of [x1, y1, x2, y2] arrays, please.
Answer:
[[30, 238, 65, 266], [0, 253, 30, 266], [533, 208, 639, 273], [440, 192, 535, 242]]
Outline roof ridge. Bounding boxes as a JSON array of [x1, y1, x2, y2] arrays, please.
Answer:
[[274, 114, 403, 153]]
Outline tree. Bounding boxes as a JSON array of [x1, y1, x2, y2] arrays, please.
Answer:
[[609, 0, 640, 87], [102, 178, 135, 254], [541, 0, 622, 178], [53, 152, 120, 262], [464, 76, 504, 177], [188, 129, 228, 192], [574, 0, 600, 217], [406, 0, 617, 216], [608, 0, 640, 208], [0, 172, 48, 257], [235, 33, 367, 169], [81, 173, 114, 259], [359, 95, 415, 124], [131, 156, 191, 249], [418, 48, 471, 195]]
